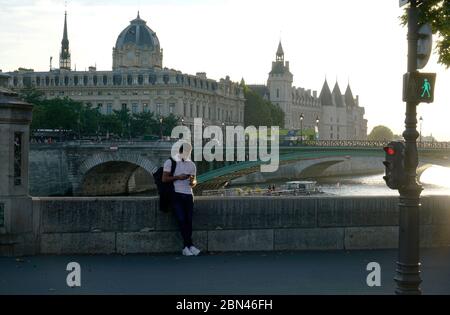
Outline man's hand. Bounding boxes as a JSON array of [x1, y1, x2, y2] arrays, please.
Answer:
[[189, 175, 197, 188]]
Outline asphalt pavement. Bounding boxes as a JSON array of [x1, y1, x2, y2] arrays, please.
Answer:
[[1, 248, 449, 295]]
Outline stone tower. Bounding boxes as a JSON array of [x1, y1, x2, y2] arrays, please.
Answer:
[[267, 41, 294, 128], [0, 73, 35, 256], [59, 11, 71, 70]]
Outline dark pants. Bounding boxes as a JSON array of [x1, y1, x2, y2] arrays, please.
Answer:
[[173, 192, 194, 248]]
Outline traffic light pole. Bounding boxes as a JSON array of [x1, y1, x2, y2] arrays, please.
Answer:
[[394, 0, 423, 295]]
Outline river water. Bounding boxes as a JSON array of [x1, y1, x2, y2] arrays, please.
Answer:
[[315, 165, 450, 196], [229, 165, 450, 197]]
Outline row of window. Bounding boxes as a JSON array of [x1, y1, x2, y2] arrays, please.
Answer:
[[95, 102, 176, 115], [94, 102, 243, 122], [14, 74, 220, 91], [182, 103, 243, 122], [46, 89, 177, 97]]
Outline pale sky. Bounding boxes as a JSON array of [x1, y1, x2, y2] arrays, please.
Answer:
[[0, 0, 449, 140]]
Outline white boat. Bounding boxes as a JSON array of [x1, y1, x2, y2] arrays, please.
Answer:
[[202, 181, 323, 197], [279, 181, 323, 195]]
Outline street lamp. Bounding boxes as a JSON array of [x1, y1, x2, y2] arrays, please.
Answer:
[[159, 117, 163, 140], [299, 113, 304, 144], [181, 117, 185, 126], [315, 116, 320, 141]]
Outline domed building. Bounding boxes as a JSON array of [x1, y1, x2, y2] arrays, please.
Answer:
[[113, 13, 163, 70], [6, 11, 245, 132]]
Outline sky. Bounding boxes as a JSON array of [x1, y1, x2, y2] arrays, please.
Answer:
[[0, 0, 449, 140]]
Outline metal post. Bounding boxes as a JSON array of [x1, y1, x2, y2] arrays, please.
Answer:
[[394, 0, 423, 295], [419, 117, 423, 145]]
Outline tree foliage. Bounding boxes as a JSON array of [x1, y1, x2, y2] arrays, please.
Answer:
[[20, 87, 180, 140], [368, 125, 395, 141], [401, 0, 450, 67], [243, 86, 285, 128]]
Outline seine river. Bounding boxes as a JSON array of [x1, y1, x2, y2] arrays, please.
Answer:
[[229, 165, 450, 197], [316, 165, 450, 196]]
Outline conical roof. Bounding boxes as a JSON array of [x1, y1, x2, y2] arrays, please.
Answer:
[[319, 79, 333, 106]]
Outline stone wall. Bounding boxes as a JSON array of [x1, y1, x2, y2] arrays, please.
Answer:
[[15, 195, 449, 256]]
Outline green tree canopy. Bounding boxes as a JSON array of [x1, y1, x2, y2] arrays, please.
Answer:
[[20, 87, 181, 140], [401, 0, 450, 67], [368, 125, 395, 141], [243, 86, 285, 128]]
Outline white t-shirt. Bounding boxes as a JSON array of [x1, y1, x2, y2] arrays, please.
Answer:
[[163, 155, 197, 195]]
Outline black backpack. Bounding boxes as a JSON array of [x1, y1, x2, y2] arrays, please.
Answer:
[[153, 157, 177, 213]]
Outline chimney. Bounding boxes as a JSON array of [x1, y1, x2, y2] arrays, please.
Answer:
[[196, 72, 207, 79]]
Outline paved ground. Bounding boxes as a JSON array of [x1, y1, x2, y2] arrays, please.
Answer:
[[1, 248, 449, 295]]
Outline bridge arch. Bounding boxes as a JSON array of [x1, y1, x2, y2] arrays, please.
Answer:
[[75, 152, 158, 196]]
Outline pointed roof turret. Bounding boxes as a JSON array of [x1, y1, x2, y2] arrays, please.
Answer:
[[332, 81, 344, 107], [59, 11, 71, 70], [319, 78, 333, 106], [345, 83, 356, 107], [62, 11, 69, 45], [276, 41, 284, 62]]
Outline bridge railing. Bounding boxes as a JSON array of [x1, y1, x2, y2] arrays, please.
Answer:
[[297, 140, 450, 149], [30, 138, 450, 149]]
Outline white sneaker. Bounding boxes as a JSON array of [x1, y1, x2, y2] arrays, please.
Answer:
[[189, 246, 201, 256], [182, 247, 194, 256]]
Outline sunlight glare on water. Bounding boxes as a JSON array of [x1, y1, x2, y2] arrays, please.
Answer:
[[420, 165, 450, 189], [317, 165, 450, 196]]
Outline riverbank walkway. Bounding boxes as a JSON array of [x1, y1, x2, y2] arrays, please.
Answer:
[[1, 248, 449, 295]]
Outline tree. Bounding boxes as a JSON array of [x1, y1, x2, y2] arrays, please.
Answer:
[[368, 125, 395, 141], [99, 114, 122, 138], [113, 108, 132, 138], [130, 111, 157, 138], [401, 0, 450, 68], [243, 86, 285, 128], [161, 114, 180, 136]]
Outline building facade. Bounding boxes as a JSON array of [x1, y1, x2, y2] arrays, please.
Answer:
[[250, 42, 368, 140], [6, 12, 245, 131]]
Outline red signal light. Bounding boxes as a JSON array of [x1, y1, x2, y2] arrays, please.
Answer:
[[384, 146, 396, 156]]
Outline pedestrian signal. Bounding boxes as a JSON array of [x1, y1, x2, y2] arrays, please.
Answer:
[[403, 72, 436, 104]]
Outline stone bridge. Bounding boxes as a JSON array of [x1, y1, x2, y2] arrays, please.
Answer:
[[29, 142, 450, 196], [29, 142, 172, 196]]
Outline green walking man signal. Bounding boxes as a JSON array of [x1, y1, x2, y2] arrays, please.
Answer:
[[403, 72, 436, 103], [421, 78, 431, 98]]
